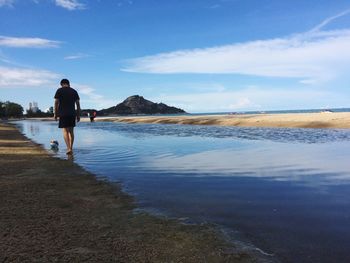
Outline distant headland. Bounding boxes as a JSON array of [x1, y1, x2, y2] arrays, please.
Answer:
[[96, 95, 186, 116]]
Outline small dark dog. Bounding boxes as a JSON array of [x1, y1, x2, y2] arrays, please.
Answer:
[[50, 140, 59, 150]]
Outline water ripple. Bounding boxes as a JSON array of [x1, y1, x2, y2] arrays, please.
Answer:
[[80, 122, 350, 144]]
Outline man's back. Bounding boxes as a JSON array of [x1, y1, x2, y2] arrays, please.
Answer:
[[54, 87, 79, 117]]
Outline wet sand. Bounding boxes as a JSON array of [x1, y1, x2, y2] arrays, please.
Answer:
[[96, 112, 350, 129], [0, 122, 272, 262]]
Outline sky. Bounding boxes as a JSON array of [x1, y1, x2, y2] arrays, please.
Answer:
[[0, 0, 350, 113]]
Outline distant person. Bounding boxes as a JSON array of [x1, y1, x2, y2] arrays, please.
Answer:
[[89, 112, 94, 122], [89, 111, 96, 122], [54, 79, 81, 155], [88, 112, 93, 122]]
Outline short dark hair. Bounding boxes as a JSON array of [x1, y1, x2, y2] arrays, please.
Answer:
[[60, 79, 70, 85]]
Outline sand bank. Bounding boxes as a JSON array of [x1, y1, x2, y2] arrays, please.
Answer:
[[0, 122, 272, 262], [96, 112, 350, 129]]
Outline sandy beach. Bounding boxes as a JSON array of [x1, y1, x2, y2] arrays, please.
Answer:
[[95, 112, 350, 129], [0, 122, 273, 262]]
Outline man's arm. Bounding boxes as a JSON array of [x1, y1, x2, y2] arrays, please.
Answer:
[[76, 99, 81, 122], [54, 99, 59, 121]]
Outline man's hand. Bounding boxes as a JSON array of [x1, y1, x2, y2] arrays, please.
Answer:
[[54, 114, 58, 121], [77, 116, 80, 122]]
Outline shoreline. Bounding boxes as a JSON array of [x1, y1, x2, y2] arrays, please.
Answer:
[[94, 112, 350, 129], [0, 122, 272, 262]]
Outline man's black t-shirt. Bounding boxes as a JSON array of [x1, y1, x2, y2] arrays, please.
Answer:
[[54, 87, 80, 117]]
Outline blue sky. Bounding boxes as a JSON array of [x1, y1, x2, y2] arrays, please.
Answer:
[[0, 0, 350, 113]]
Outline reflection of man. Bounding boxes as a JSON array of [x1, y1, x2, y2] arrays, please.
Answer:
[[54, 79, 81, 155]]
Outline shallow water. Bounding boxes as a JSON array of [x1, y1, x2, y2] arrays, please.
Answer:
[[16, 120, 350, 263]]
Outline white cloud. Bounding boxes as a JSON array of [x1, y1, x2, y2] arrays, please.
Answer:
[[0, 68, 114, 109], [0, 0, 14, 7], [309, 8, 350, 32], [0, 52, 13, 64], [208, 4, 220, 9], [228, 98, 254, 110], [0, 66, 59, 87], [149, 87, 334, 113], [116, 0, 133, 7], [122, 10, 350, 84], [0, 36, 61, 48], [143, 145, 350, 184], [0, 0, 86, 9], [55, 0, 85, 10], [64, 53, 89, 60], [73, 84, 115, 109]]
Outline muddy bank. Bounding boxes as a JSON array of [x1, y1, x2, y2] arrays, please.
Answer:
[[0, 123, 272, 262]]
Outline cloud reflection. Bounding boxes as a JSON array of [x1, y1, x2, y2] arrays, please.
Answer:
[[143, 143, 350, 184]]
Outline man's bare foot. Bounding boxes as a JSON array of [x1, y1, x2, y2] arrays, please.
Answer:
[[66, 149, 73, 155]]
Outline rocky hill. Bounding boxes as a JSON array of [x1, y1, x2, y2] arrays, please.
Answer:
[[98, 95, 186, 115]]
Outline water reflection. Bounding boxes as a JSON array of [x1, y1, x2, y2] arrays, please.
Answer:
[[14, 120, 350, 263], [89, 122, 350, 144], [142, 143, 350, 185], [29, 123, 40, 136]]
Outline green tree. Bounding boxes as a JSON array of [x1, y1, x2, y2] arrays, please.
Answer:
[[26, 106, 54, 118], [0, 101, 24, 118], [0, 102, 5, 118], [48, 106, 54, 114]]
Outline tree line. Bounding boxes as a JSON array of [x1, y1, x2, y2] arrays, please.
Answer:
[[0, 101, 23, 118], [0, 101, 54, 119]]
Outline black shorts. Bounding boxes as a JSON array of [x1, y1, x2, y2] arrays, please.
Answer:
[[59, 116, 76, 128]]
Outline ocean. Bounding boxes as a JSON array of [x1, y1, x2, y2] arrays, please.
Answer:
[[16, 120, 350, 263]]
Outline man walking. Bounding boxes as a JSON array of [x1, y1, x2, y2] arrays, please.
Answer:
[[54, 79, 81, 155]]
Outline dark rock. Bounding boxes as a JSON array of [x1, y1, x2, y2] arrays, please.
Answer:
[[98, 95, 186, 115]]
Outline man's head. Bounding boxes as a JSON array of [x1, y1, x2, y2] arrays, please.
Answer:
[[60, 79, 70, 87]]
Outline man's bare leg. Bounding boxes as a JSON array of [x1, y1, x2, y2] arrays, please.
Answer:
[[62, 127, 74, 154], [68, 127, 74, 153]]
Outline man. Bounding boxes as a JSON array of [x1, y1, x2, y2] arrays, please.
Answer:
[[54, 79, 81, 155]]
